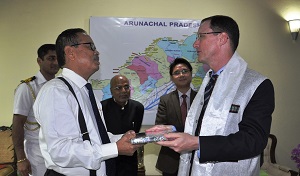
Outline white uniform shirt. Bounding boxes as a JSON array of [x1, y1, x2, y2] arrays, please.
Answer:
[[33, 68, 121, 176], [13, 71, 46, 141]]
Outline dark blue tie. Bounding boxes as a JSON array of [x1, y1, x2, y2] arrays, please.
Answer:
[[190, 73, 219, 175], [202, 74, 218, 111], [85, 83, 116, 176], [195, 74, 218, 135]]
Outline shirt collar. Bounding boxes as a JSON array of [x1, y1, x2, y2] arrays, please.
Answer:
[[113, 98, 128, 110], [211, 65, 225, 76], [35, 71, 47, 85], [178, 88, 191, 98], [61, 68, 88, 89]]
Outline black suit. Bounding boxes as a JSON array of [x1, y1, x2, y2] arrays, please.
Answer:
[[101, 98, 144, 176], [155, 89, 197, 174], [199, 79, 274, 163]]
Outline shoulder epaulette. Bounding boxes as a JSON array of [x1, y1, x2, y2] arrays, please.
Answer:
[[21, 76, 36, 83]]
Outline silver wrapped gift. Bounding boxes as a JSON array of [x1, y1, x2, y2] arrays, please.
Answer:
[[131, 132, 167, 144]]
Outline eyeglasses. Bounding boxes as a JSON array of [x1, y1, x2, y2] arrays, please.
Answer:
[[71, 42, 96, 51], [113, 85, 131, 91], [197, 32, 222, 40], [172, 69, 190, 76]]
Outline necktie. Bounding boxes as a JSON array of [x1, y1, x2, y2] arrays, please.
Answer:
[[85, 83, 116, 176], [202, 74, 218, 112], [189, 74, 219, 175], [181, 94, 187, 124], [195, 74, 218, 135]]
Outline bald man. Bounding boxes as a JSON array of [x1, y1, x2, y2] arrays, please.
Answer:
[[101, 75, 144, 176]]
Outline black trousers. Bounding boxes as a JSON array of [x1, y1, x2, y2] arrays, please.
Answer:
[[44, 169, 65, 176], [162, 171, 178, 176]]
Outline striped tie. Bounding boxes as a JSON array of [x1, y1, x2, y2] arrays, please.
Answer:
[[195, 74, 218, 135], [203, 74, 218, 111]]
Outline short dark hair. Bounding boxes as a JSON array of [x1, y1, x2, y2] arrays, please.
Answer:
[[202, 15, 239, 52], [37, 44, 56, 60], [55, 28, 87, 67], [169, 58, 193, 76]]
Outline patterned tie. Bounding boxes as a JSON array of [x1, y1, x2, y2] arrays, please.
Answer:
[[85, 83, 116, 176], [195, 74, 218, 135], [203, 74, 218, 111], [181, 94, 187, 124]]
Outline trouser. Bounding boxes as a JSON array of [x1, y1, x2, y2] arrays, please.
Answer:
[[44, 169, 65, 176], [163, 171, 178, 176], [25, 140, 47, 176]]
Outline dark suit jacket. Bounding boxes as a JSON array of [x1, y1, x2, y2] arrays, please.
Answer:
[[101, 98, 144, 176], [155, 89, 197, 174], [199, 79, 275, 163]]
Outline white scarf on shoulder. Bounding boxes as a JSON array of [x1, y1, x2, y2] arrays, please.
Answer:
[[179, 52, 247, 176]]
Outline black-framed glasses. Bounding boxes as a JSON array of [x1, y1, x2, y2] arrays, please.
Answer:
[[172, 69, 190, 76], [197, 32, 222, 40], [113, 85, 131, 91], [71, 42, 96, 51]]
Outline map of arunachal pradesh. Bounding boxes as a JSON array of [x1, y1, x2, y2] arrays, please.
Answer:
[[90, 17, 208, 124]]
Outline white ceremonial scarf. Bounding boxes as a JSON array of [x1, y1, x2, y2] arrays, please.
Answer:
[[178, 52, 248, 176]]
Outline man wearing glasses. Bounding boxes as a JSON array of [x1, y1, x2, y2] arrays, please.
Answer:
[[147, 15, 274, 176], [101, 74, 144, 176], [155, 58, 197, 176], [33, 28, 141, 176]]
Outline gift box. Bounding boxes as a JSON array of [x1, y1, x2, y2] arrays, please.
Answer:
[[131, 132, 167, 144]]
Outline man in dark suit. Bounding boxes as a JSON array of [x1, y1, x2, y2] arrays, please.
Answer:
[[155, 58, 197, 176], [101, 74, 144, 176], [147, 15, 275, 176]]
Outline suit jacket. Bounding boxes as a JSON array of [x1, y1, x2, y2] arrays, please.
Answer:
[[155, 89, 197, 174], [199, 79, 274, 163], [101, 98, 144, 176]]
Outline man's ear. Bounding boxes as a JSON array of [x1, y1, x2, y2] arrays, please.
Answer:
[[65, 46, 75, 60], [37, 57, 42, 65], [219, 32, 229, 46]]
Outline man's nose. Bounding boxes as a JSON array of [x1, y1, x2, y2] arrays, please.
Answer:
[[193, 40, 199, 48]]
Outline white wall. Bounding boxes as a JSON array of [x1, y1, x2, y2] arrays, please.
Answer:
[[1, 0, 299, 174]]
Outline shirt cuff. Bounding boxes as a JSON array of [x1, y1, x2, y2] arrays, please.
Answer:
[[197, 137, 200, 158], [171, 125, 177, 132]]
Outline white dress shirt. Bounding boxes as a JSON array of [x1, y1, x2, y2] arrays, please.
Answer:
[[34, 68, 121, 176], [13, 71, 48, 175], [13, 71, 46, 141]]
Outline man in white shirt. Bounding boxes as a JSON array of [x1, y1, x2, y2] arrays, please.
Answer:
[[12, 44, 59, 176], [33, 28, 141, 176]]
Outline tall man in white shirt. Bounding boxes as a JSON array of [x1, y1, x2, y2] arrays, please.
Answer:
[[12, 44, 59, 176], [33, 28, 140, 176]]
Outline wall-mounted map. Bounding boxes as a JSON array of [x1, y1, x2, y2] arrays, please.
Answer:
[[90, 17, 207, 125]]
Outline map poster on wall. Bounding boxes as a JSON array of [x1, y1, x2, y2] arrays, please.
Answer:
[[90, 17, 208, 125]]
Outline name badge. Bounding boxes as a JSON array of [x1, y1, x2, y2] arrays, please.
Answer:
[[229, 104, 240, 113]]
